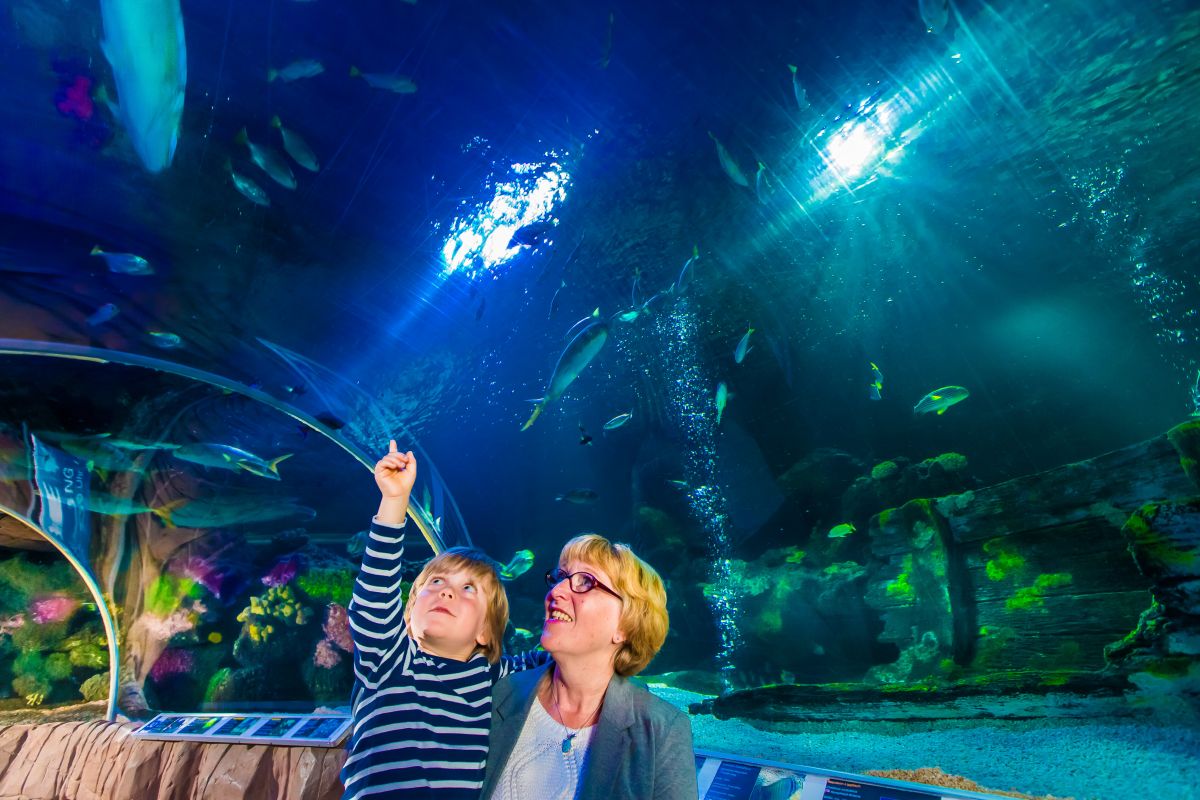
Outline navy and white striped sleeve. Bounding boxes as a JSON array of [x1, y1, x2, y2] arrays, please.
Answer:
[[498, 648, 553, 678], [348, 516, 409, 686]]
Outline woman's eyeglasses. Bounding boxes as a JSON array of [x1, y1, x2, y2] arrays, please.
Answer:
[[545, 568, 622, 601]]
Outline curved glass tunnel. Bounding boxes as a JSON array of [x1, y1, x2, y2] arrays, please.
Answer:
[[2, 0, 1200, 796]]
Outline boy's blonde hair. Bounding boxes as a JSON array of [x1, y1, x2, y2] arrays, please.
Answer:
[[403, 547, 509, 663], [558, 534, 669, 677]]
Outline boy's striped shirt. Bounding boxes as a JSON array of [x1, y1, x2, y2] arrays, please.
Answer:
[[342, 518, 545, 800]]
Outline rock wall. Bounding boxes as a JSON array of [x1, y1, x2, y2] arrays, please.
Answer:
[[0, 721, 346, 800]]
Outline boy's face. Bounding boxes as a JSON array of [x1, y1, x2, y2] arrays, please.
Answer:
[[410, 567, 490, 661]]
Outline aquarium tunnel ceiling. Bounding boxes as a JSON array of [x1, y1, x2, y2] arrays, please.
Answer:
[[2, 0, 1199, 564]]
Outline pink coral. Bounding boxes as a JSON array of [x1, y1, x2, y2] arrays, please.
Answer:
[[172, 555, 225, 598], [313, 638, 342, 669], [0, 614, 25, 636], [323, 603, 353, 653], [29, 594, 80, 624], [149, 648, 195, 682]]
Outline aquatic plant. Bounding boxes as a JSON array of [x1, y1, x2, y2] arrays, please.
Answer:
[[44, 652, 72, 681], [171, 555, 225, 597], [80, 673, 109, 702], [0, 555, 80, 613], [296, 568, 355, 606], [885, 555, 916, 600], [143, 574, 201, 617], [983, 540, 1026, 581], [1006, 572, 1074, 611]]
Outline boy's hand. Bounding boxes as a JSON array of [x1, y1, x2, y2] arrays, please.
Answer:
[[375, 440, 417, 499]]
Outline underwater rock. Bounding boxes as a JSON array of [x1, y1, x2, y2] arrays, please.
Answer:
[[705, 674, 1136, 724], [841, 452, 976, 526], [701, 546, 886, 684]]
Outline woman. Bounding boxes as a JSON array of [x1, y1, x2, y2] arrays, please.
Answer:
[[480, 534, 697, 800]]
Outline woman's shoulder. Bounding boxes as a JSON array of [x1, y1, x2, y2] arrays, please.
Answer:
[[613, 676, 689, 725]]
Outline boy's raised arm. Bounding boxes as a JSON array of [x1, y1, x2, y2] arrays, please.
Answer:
[[348, 442, 417, 686]]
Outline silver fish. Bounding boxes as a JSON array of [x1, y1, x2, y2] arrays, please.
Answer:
[[522, 322, 609, 430], [707, 131, 749, 187], [228, 161, 270, 206], [173, 443, 292, 479], [271, 116, 319, 172], [603, 412, 633, 431], [91, 246, 152, 275], [350, 66, 417, 94], [236, 128, 296, 189], [268, 58, 324, 83]]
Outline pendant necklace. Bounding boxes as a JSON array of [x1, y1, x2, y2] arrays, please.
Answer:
[[551, 674, 601, 753]]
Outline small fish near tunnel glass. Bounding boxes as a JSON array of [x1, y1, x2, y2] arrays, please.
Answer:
[[545, 568, 622, 601]]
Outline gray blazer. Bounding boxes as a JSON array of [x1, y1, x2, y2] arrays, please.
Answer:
[[481, 663, 698, 800]]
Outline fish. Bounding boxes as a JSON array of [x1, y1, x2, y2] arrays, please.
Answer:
[[556, 489, 598, 504], [499, 549, 535, 581], [162, 495, 316, 528], [787, 64, 810, 112], [675, 245, 699, 294], [510, 627, 537, 643], [914, 386, 969, 415], [86, 303, 120, 326], [734, 326, 754, 364], [90, 246, 152, 275], [522, 321, 609, 430], [1191, 369, 1200, 417], [715, 381, 729, 425], [349, 66, 417, 94], [271, 116, 319, 171], [147, 331, 183, 349], [58, 439, 139, 473], [755, 162, 773, 204], [173, 443, 293, 479], [603, 412, 632, 431], [549, 281, 566, 319], [919, 0, 950, 34], [869, 361, 883, 401], [508, 220, 555, 249], [227, 160, 270, 206], [578, 424, 593, 446], [267, 58, 324, 83], [614, 309, 640, 323], [85, 492, 181, 523], [828, 523, 856, 539], [475, 298, 487, 321], [667, 479, 690, 490], [98, 0, 186, 172], [707, 131, 749, 188], [236, 128, 296, 189]]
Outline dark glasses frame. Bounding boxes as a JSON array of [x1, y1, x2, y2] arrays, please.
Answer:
[[545, 568, 622, 601]]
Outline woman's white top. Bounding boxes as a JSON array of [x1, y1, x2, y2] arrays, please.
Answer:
[[491, 697, 596, 800]]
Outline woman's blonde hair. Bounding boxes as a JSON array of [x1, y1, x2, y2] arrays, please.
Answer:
[[558, 534, 668, 676], [403, 547, 509, 663]]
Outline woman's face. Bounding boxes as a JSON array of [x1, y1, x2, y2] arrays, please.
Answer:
[[541, 558, 625, 660]]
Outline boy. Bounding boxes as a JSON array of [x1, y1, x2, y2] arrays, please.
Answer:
[[341, 441, 546, 800]]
